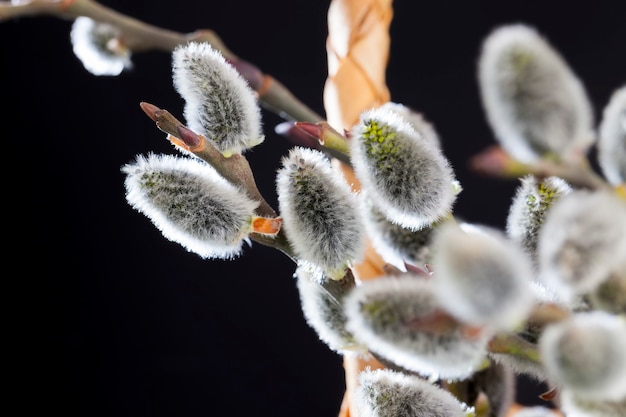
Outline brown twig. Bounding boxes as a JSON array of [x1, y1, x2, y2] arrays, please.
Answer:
[[0, 0, 323, 124], [139, 101, 296, 259], [469, 145, 611, 191]]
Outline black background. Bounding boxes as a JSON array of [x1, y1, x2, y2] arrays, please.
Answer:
[[2, 1, 625, 416]]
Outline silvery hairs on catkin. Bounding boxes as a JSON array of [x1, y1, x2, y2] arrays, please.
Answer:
[[171, 42, 264, 157], [349, 106, 458, 231], [122, 153, 259, 260], [276, 146, 366, 280], [478, 24, 594, 163]]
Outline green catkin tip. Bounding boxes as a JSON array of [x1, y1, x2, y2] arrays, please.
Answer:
[[506, 175, 572, 265]]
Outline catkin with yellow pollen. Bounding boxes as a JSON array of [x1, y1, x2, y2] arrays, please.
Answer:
[[322, 1, 393, 416]]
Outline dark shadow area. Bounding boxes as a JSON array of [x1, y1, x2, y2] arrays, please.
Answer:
[[3, 1, 624, 416]]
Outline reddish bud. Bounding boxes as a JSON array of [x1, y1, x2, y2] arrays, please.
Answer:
[[176, 125, 202, 148], [139, 101, 162, 123], [275, 121, 321, 149]]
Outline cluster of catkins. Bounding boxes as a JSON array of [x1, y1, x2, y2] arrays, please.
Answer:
[[94, 18, 626, 417]]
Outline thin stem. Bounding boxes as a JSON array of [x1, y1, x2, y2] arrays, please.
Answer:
[[72, 0, 187, 51], [469, 145, 612, 191], [0, 0, 68, 20], [259, 76, 324, 123], [139, 101, 298, 259], [140, 102, 273, 213], [0, 0, 324, 123]]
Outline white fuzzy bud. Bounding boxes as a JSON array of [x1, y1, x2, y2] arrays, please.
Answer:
[[379, 102, 442, 149], [478, 24, 594, 163], [122, 153, 259, 259], [172, 42, 263, 156], [344, 275, 491, 380], [506, 175, 572, 264], [276, 147, 366, 279], [294, 261, 363, 353], [350, 106, 458, 230], [598, 85, 626, 185], [354, 368, 467, 417], [537, 189, 626, 303], [70, 16, 132, 76], [431, 222, 535, 330], [539, 311, 626, 402]]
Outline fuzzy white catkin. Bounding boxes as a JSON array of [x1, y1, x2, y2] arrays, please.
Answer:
[[355, 368, 466, 417], [538, 311, 626, 402], [597, 85, 626, 185], [276, 147, 365, 279], [378, 102, 442, 149], [171, 42, 263, 156], [344, 275, 491, 380], [70, 16, 132, 76], [506, 175, 572, 264], [294, 261, 363, 353], [350, 106, 458, 230], [431, 222, 535, 330], [478, 24, 594, 163], [537, 189, 626, 303], [122, 153, 259, 259]]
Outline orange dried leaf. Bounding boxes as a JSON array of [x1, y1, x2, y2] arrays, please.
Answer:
[[251, 216, 282, 235]]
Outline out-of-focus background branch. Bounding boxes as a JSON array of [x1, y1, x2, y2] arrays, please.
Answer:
[[3, 1, 624, 416]]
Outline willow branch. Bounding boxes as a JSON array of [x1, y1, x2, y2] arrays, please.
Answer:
[[469, 145, 612, 191], [0, 0, 323, 123], [139, 101, 296, 259]]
